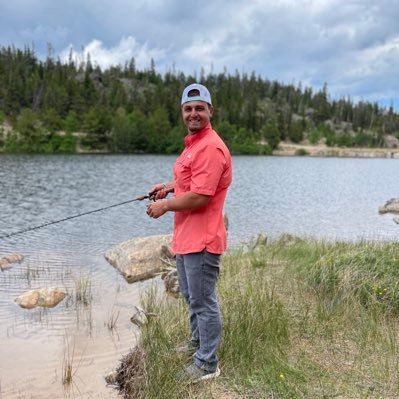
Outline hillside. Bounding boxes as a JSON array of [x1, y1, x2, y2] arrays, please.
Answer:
[[1, 46, 399, 154]]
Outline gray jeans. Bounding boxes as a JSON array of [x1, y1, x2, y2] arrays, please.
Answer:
[[176, 250, 221, 371]]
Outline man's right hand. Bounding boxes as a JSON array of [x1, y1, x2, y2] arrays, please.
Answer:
[[149, 183, 169, 201]]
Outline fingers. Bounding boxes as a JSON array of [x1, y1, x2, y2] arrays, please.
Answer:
[[148, 184, 167, 201], [147, 200, 168, 219], [156, 189, 168, 200], [150, 189, 167, 201], [148, 190, 158, 201], [146, 203, 159, 219]]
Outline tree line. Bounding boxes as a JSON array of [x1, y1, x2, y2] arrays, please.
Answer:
[[0, 45, 398, 154]]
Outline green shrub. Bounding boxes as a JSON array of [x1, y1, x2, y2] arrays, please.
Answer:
[[230, 141, 272, 155], [295, 148, 309, 156]]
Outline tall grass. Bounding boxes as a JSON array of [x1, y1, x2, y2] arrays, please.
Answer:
[[277, 237, 399, 315], [119, 237, 399, 398], [73, 273, 92, 306]]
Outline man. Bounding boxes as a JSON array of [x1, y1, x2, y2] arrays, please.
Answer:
[[146, 83, 232, 382]]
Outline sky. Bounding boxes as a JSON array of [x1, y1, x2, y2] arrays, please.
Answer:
[[1, 0, 399, 110]]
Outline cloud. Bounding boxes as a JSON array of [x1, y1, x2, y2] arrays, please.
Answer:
[[60, 36, 166, 70], [19, 25, 69, 43], [2, 0, 399, 107], [328, 35, 399, 97]]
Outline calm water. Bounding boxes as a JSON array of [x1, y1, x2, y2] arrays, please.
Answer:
[[0, 154, 398, 398]]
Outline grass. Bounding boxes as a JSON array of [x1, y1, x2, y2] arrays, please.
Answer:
[[73, 273, 92, 306], [62, 332, 87, 399], [106, 307, 120, 331], [62, 334, 78, 386], [116, 236, 399, 398]]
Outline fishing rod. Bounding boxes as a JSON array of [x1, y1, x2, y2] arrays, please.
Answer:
[[0, 192, 156, 240]]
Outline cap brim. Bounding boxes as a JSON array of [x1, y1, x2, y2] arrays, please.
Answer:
[[181, 96, 211, 105]]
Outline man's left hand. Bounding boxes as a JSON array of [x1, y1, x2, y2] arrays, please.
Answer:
[[146, 201, 168, 219]]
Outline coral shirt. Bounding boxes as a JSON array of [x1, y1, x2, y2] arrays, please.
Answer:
[[172, 124, 232, 255]]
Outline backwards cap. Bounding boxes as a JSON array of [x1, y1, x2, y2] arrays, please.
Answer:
[[181, 83, 212, 105]]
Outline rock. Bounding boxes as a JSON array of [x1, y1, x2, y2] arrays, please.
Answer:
[[0, 260, 12, 271], [162, 269, 180, 295], [278, 234, 304, 246], [160, 244, 176, 259], [104, 370, 118, 386], [15, 290, 40, 309], [15, 287, 67, 309], [318, 137, 327, 146], [105, 234, 173, 283], [251, 233, 268, 250], [379, 198, 399, 214], [130, 305, 156, 327], [0, 254, 24, 271], [394, 217, 399, 225], [383, 135, 399, 149]]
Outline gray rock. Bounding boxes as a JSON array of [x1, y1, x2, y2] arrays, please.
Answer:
[[251, 233, 268, 250], [379, 198, 399, 214], [162, 269, 179, 295], [383, 135, 399, 149], [105, 234, 173, 283], [394, 217, 399, 225], [130, 305, 157, 327]]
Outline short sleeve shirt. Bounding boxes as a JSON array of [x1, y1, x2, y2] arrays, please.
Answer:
[[172, 124, 232, 254]]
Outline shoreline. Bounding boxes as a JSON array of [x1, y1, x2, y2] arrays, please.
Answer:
[[117, 237, 399, 398], [273, 142, 399, 158], [1, 144, 399, 158]]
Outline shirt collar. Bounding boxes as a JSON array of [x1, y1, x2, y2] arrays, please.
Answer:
[[184, 123, 212, 147]]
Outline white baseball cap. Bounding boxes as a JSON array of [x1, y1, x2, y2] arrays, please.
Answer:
[[181, 83, 212, 105]]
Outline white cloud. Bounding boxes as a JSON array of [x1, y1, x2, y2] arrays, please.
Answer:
[[2, 0, 399, 107], [60, 36, 165, 70]]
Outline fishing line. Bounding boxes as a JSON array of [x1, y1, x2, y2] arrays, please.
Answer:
[[0, 194, 154, 240]]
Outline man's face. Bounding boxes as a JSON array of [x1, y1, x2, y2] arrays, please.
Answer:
[[181, 100, 213, 134]]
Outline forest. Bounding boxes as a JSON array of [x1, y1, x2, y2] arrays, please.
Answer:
[[1, 45, 399, 154]]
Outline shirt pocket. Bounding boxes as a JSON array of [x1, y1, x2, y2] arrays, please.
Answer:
[[175, 156, 193, 191]]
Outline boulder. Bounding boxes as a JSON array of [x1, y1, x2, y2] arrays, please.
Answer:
[[105, 234, 173, 283], [379, 198, 399, 214], [15, 287, 67, 309], [383, 135, 399, 149], [0, 254, 24, 271]]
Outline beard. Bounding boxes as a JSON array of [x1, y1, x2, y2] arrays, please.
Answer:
[[187, 120, 204, 134]]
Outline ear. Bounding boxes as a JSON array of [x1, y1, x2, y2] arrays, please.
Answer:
[[209, 105, 214, 117]]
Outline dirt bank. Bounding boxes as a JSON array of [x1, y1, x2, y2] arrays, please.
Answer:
[[273, 142, 399, 158]]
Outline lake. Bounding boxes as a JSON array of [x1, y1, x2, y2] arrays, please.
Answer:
[[0, 154, 398, 398]]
